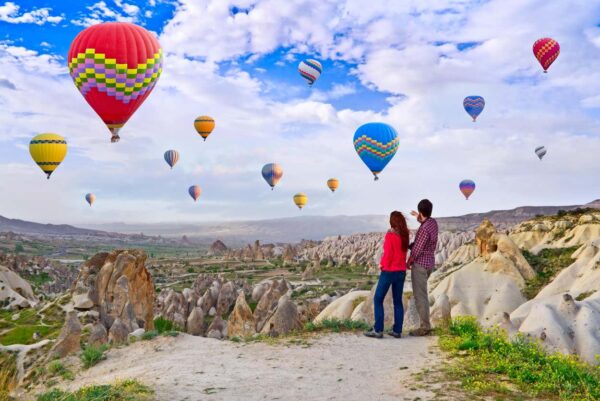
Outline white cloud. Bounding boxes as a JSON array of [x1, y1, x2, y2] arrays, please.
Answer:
[[71, 1, 139, 27], [0, 1, 63, 25]]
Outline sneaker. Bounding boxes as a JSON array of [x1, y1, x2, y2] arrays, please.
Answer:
[[386, 330, 402, 338], [409, 327, 431, 337], [364, 329, 383, 339]]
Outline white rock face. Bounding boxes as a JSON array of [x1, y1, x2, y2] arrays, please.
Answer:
[[314, 290, 370, 324], [0, 265, 38, 309]]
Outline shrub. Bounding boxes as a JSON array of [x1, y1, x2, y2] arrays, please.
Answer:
[[153, 317, 173, 334], [37, 379, 154, 401], [141, 330, 159, 341], [304, 318, 370, 333], [46, 360, 74, 380], [80, 344, 108, 369]]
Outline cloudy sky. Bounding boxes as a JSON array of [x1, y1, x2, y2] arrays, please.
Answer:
[[0, 0, 599, 226]]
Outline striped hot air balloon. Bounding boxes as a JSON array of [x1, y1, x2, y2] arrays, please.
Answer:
[[293, 193, 308, 210], [353, 122, 399, 181], [85, 193, 96, 206], [535, 146, 547, 160], [29, 133, 68, 179], [194, 116, 215, 141], [533, 38, 560, 73], [463, 96, 485, 122], [327, 178, 339, 193], [164, 150, 179, 169], [459, 179, 476, 200], [261, 163, 283, 190], [298, 59, 322, 86], [68, 22, 163, 143], [188, 185, 202, 202]]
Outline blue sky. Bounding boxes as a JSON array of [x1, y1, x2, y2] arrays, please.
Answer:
[[0, 0, 599, 226]]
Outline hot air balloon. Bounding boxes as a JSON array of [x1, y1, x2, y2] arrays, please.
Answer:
[[261, 163, 283, 190], [85, 193, 96, 206], [463, 96, 485, 122], [29, 133, 67, 179], [353, 122, 399, 181], [327, 178, 339, 193], [533, 38, 560, 73], [298, 59, 322, 86], [68, 22, 163, 143], [535, 146, 547, 160], [459, 179, 476, 200], [194, 116, 215, 141], [188, 185, 201, 202], [164, 150, 179, 169], [293, 193, 308, 210]]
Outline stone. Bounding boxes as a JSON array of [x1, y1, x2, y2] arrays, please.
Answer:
[[314, 291, 370, 323], [254, 279, 289, 332], [216, 281, 236, 316], [261, 295, 302, 336], [206, 316, 227, 340], [72, 292, 94, 310], [228, 292, 256, 338], [430, 294, 451, 329], [186, 307, 204, 336], [88, 321, 108, 346], [108, 318, 129, 345], [51, 311, 82, 358], [251, 280, 272, 302], [129, 328, 145, 340]]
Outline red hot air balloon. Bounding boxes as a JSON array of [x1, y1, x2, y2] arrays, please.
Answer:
[[533, 38, 560, 73], [68, 22, 163, 143]]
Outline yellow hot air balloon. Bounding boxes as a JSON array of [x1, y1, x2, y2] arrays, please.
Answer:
[[293, 193, 308, 210], [327, 178, 339, 193], [29, 133, 67, 179], [194, 115, 215, 141]]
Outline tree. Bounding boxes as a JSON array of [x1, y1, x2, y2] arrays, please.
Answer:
[[14, 243, 24, 254]]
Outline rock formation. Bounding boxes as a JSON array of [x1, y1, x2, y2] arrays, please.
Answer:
[[50, 311, 82, 358], [208, 240, 228, 256], [254, 279, 290, 332], [0, 265, 38, 309], [227, 292, 256, 338], [206, 315, 227, 339], [261, 295, 301, 336]]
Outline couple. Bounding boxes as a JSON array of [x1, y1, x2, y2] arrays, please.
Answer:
[[364, 199, 438, 339]]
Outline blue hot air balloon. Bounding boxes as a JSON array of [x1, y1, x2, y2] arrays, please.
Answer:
[[459, 179, 476, 200], [261, 163, 283, 190], [164, 150, 179, 169], [353, 122, 399, 180], [463, 96, 485, 122]]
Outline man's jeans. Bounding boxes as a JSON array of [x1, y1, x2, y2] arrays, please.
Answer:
[[373, 270, 406, 333], [411, 264, 432, 330]]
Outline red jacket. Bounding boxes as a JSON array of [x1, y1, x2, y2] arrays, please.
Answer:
[[380, 230, 408, 272]]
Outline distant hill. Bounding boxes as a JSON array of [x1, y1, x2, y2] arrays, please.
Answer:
[[0, 215, 118, 238]]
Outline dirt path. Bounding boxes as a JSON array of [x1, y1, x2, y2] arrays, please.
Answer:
[[59, 333, 441, 401]]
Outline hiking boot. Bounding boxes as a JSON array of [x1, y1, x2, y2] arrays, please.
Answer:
[[364, 329, 383, 339], [386, 330, 402, 338], [409, 327, 431, 337]]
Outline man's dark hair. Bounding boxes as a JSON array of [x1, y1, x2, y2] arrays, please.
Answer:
[[418, 199, 433, 218]]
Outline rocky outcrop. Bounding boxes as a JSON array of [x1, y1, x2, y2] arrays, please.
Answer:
[[227, 292, 256, 338], [186, 307, 204, 336], [254, 279, 290, 332], [314, 291, 370, 323], [50, 311, 82, 358], [207, 316, 227, 339], [0, 265, 38, 309], [70, 249, 155, 345], [261, 295, 301, 336], [216, 281, 236, 316], [88, 321, 108, 346], [208, 240, 228, 256]]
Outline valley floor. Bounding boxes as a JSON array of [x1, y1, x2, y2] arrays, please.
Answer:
[[55, 333, 442, 401]]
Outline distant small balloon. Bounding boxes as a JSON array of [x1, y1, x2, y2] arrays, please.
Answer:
[[194, 116, 215, 141], [533, 38, 560, 73], [459, 179, 476, 200], [535, 146, 547, 160], [261, 163, 283, 190], [327, 178, 339, 193], [189, 185, 202, 202], [298, 59, 322, 86], [85, 193, 96, 206], [164, 150, 179, 169], [294, 193, 308, 209], [463, 96, 485, 122]]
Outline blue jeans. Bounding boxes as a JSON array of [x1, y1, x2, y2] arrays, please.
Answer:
[[373, 270, 406, 333]]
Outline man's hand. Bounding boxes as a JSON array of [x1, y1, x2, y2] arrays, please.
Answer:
[[410, 210, 419, 218]]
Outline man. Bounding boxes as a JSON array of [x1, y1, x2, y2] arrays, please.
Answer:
[[408, 199, 438, 336]]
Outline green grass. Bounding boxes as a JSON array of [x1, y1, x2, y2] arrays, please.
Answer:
[[47, 360, 74, 381], [0, 351, 17, 399], [153, 316, 184, 334], [439, 316, 600, 401], [522, 247, 579, 299], [37, 379, 154, 401], [304, 318, 370, 333], [23, 272, 53, 288], [0, 324, 60, 345], [80, 344, 108, 369], [141, 330, 159, 341]]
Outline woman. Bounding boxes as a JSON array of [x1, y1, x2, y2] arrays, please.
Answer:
[[364, 211, 409, 339]]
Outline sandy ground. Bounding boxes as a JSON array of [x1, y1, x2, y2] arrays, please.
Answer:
[[58, 333, 440, 401]]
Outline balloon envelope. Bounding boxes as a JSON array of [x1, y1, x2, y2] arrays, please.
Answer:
[[463, 96, 485, 122], [535, 146, 547, 160], [194, 116, 215, 141], [327, 178, 339, 192], [261, 163, 283, 189], [294, 193, 308, 209], [459, 179, 476, 200], [68, 22, 163, 142], [353, 122, 399, 180], [533, 38, 560, 72], [164, 150, 179, 168], [29, 133, 67, 179], [189, 185, 201, 202], [85, 193, 96, 206], [298, 59, 322, 86]]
